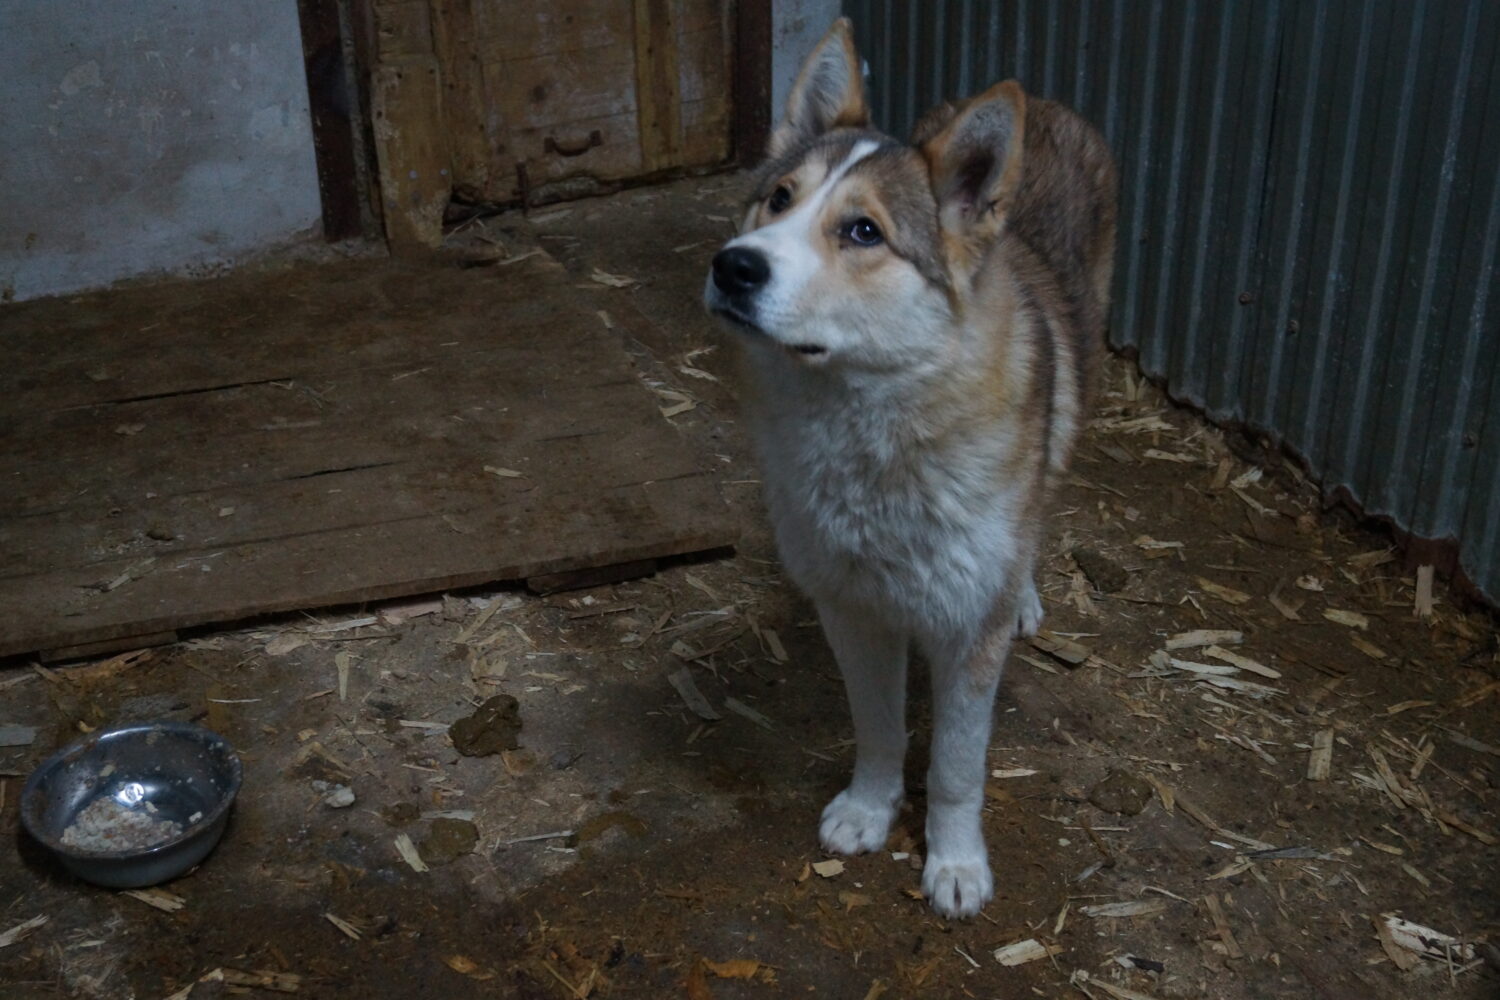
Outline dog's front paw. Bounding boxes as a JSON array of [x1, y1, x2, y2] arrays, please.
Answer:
[[819, 789, 897, 854], [1014, 578, 1044, 638], [922, 853, 994, 918]]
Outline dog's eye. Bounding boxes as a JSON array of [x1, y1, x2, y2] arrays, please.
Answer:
[[767, 185, 792, 214], [845, 217, 884, 246]]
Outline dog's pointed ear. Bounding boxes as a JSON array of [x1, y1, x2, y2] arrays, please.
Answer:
[[768, 18, 868, 158], [920, 81, 1027, 244]]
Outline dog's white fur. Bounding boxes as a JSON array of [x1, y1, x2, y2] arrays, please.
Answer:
[[706, 20, 1113, 918]]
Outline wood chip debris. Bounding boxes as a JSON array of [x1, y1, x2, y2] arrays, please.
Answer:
[[1143, 448, 1198, 464], [991, 767, 1040, 779], [654, 388, 697, 419], [723, 697, 774, 731], [1205, 856, 1254, 880], [1268, 589, 1303, 621], [167, 968, 305, 997], [1164, 629, 1242, 650], [1080, 900, 1166, 918], [1446, 731, 1500, 757], [667, 667, 722, 721], [1153, 650, 1285, 698], [704, 958, 769, 980], [1201, 645, 1281, 678], [811, 859, 845, 878], [444, 954, 496, 980], [307, 615, 379, 634], [335, 650, 351, 701], [1069, 969, 1164, 1000], [395, 833, 429, 872], [589, 267, 637, 288], [1094, 413, 1174, 434], [377, 597, 443, 626], [1032, 630, 1092, 666], [993, 938, 1061, 966], [1376, 916, 1421, 971], [0, 914, 46, 948], [1202, 894, 1243, 959], [324, 912, 362, 941], [1452, 679, 1500, 709], [1307, 728, 1334, 781], [96, 557, 157, 593], [201, 968, 302, 993], [1380, 914, 1476, 964], [1361, 747, 1490, 844], [1322, 608, 1370, 629], [123, 888, 186, 912], [1195, 577, 1252, 605], [501, 829, 574, 847], [1348, 548, 1396, 570], [265, 633, 309, 656], [1169, 788, 1275, 850]]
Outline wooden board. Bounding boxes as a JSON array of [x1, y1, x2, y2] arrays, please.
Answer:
[[369, 55, 450, 250], [455, 0, 731, 203], [0, 254, 734, 658]]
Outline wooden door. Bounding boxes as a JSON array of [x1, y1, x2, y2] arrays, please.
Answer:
[[364, 0, 733, 248]]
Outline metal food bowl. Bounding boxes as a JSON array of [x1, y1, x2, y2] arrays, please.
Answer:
[[20, 721, 242, 889]]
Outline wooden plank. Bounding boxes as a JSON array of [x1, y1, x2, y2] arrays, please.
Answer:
[[427, 0, 493, 200], [41, 632, 178, 664], [345, 0, 388, 233], [0, 257, 735, 659], [731, 0, 770, 163], [370, 56, 450, 250], [372, 0, 435, 59], [297, 0, 366, 240], [0, 260, 588, 410], [1, 408, 708, 575], [527, 558, 659, 596], [633, 0, 683, 173], [0, 339, 647, 516]]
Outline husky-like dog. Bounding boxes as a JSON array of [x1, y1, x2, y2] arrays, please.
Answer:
[[704, 20, 1116, 917]]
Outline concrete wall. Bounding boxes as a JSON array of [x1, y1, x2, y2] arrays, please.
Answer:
[[0, 2, 323, 303], [771, 0, 842, 124]]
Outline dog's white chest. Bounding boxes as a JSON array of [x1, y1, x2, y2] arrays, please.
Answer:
[[749, 379, 1022, 634]]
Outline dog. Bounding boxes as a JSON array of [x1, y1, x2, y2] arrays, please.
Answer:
[[704, 19, 1116, 917]]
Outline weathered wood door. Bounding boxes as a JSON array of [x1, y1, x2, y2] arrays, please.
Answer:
[[366, 0, 732, 247]]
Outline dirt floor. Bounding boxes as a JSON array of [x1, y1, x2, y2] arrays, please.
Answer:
[[3, 174, 1499, 1000]]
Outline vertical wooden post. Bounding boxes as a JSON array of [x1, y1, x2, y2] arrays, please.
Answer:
[[731, 0, 772, 164], [295, 0, 365, 240], [633, 0, 684, 174]]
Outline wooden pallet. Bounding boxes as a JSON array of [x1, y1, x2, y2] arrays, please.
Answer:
[[0, 254, 734, 658]]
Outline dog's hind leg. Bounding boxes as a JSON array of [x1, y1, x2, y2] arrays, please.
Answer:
[[1013, 573, 1044, 638], [817, 601, 908, 855], [1011, 528, 1046, 638], [920, 627, 1006, 918]]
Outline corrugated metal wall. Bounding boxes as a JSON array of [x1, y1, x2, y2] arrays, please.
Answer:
[[845, 0, 1500, 604]]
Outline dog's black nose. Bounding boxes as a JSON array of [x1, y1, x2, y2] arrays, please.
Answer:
[[711, 247, 770, 295]]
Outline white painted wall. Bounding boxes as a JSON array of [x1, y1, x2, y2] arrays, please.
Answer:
[[0, 2, 323, 302], [771, 0, 842, 124]]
